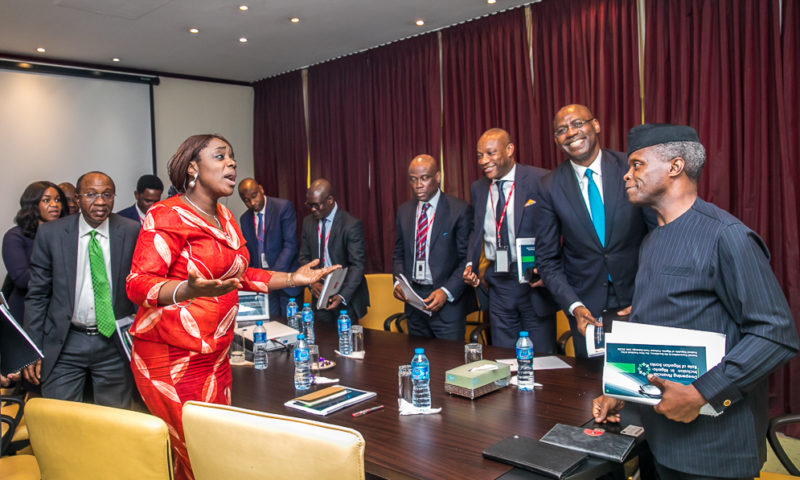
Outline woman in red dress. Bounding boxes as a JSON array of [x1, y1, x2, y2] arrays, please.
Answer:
[[126, 134, 336, 480]]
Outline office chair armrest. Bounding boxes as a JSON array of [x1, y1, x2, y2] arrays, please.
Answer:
[[383, 313, 407, 332], [557, 331, 572, 356], [767, 414, 800, 476], [469, 323, 490, 344]]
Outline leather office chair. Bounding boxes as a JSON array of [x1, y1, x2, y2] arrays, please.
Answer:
[[556, 310, 575, 357], [182, 401, 366, 480], [361, 273, 405, 331], [0, 454, 39, 480], [25, 397, 173, 480], [763, 414, 800, 477]]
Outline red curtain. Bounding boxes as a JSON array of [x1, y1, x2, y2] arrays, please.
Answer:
[[252, 71, 307, 230], [529, 0, 641, 168], [644, 0, 799, 417], [441, 7, 536, 200]]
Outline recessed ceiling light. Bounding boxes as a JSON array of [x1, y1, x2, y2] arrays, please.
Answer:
[[239, 5, 248, 11], [36, 47, 46, 53], [290, 17, 300, 23], [415, 19, 425, 26], [18, 63, 32, 69], [487, 0, 497, 4], [239, 37, 248, 43], [189, 27, 199, 34], [112, 58, 120, 62]]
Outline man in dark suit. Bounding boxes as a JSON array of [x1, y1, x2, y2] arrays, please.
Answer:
[[23, 171, 139, 408], [392, 155, 474, 340], [298, 179, 369, 323], [463, 128, 557, 350], [117, 174, 163, 224], [238, 178, 302, 317], [534, 104, 653, 357], [594, 124, 798, 479]]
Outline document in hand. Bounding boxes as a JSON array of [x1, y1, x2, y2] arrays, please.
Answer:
[[396, 274, 432, 316], [603, 322, 726, 416], [317, 267, 348, 310], [0, 304, 43, 375], [515, 237, 536, 284]]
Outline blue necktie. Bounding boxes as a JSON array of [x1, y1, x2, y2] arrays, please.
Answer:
[[585, 170, 605, 246]]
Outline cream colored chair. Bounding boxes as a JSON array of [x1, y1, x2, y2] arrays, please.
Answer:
[[182, 401, 366, 480], [25, 397, 173, 480]]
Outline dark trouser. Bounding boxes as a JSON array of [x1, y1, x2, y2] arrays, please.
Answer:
[[42, 327, 133, 409], [569, 281, 621, 358], [312, 301, 360, 324], [405, 282, 464, 341], [655, 462, 751, 480], [485, 268, 556, 351]]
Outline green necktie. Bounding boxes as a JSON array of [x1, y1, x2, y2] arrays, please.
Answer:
[[88, 231, 115, 337]]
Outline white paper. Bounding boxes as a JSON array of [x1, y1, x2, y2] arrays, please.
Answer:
[[585, 324, 605, 358], [495, 356, 572, 372], [396, 274, 433, 316], [317, 267, 349, 310], [604, 322, 726, 416]]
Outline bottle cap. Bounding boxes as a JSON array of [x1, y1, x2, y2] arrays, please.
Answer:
[[297, 334, 305, 339], [340, 310, 348, 315], [519, 331, 529, 337], [303, 303, 310, 307], [255, 320, 263, 326], [414, 348, 424, 354], [289, 298, 295, 302]]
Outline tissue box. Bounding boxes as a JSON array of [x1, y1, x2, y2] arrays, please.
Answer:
[[444, 360, 510, 399]]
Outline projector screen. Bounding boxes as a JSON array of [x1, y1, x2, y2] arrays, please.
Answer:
[[0, 68, 154, 279]]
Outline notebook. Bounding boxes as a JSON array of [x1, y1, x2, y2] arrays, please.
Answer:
[[482, 435, 587, 479], [540, 423, 635, 463]]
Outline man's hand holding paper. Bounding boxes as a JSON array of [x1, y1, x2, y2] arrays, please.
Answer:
[[648, 375, 706, 423]]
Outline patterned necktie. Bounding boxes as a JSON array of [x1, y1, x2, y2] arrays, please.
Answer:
[[494, 180, 509, 248], [88, 231, 115, 337], [416, 203, 431, 260], [256, 212, 264, 261], [319, 219, 327, 267], [585, 170, 605, 247]]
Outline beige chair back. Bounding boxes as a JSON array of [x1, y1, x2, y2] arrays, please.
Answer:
[[25, 398, 172, 480], [182, 401, 365, 480]]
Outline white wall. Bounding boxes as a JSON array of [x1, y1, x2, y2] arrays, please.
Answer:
[[152, 77, 254, 219]]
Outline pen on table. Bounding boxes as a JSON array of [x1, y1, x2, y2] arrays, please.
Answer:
[[352, 405, 384, 417]]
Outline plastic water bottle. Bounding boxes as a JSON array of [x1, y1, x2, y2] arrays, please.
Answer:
[[516, 331, 534, 391], [253, 320, 268, 370], [337, 310, 352, 355], [294, 334, 311, 390], [286, 297, 299, 322], [301, 303, 315, 344], [288, 313, 300, 332], [411, 348, 431, 408]]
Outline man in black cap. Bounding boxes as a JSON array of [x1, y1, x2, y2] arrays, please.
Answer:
[[593, 124, 798, 479]]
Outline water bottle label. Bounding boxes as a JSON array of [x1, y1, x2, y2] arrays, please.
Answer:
[[411, 364, 429, 381], [302, 311, 313, 322], [253, 332, 267, 343], [338, 320, 351, 332], [287, 306, 298, 317], [516, 347, 533, 360], [294, 349, 309, 362]]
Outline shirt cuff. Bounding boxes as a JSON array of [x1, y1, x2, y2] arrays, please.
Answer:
[[568, 301, 584, 316], [336, 294, 347, 306], [441, 287, 454, 303], [466, 262, 473, 268], [692, 365, 743, 413]]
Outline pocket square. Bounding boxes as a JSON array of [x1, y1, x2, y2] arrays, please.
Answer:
[[524, 199, 536, 207]]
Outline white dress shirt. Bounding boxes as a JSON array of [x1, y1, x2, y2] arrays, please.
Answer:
[[72, 215, 113, 327], [482, 164, 517, 262]]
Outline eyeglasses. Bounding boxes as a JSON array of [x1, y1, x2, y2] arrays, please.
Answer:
[[305, 201, 325, 210], [554, 118, 594, 137], [79, 193, 116, 202]]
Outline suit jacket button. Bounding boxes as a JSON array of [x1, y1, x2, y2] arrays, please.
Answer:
[[604, 254, 609, 259], [723, 399, 731, 407]]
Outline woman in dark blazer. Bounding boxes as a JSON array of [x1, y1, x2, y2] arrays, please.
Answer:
[[2, 181, 68, 320]]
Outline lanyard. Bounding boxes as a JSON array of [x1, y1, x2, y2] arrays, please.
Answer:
[[490, 181, 515, 244]]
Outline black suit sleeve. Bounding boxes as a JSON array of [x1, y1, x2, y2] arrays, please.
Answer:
[[392, 207, 406, 279], [298, 217, 313, 266], [442, 202, 473, 299], [273, 201, 299, 273], [23, 229, 53, 349], [338, 218, 366, 303]]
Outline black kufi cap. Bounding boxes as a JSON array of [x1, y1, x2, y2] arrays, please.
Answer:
[[627, 124, 699, 155]]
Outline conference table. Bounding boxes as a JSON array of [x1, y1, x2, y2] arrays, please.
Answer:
[[230, 321, 619, 480]]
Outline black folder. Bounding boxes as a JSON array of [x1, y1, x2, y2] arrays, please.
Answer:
[[0, 303, 43, 376], [540, 423, 635, 463], [482, 435, 588, 479]]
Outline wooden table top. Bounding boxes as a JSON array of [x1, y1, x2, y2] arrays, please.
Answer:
[[230, 322, 603, 480]]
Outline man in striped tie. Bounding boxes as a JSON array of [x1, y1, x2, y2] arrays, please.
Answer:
[[392, 155, 474, 340], [593, 124, 798, 479], [23, 171, 140, 408]]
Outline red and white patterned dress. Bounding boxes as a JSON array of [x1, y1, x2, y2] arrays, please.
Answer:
[[126, 195, 271, 480]]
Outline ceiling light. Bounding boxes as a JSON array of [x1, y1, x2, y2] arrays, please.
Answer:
[[189, 27, 199, 34], [290, 17, 300, 23], [36, 47, 46, 53], [239, 37, 248, 43], [18, 63, 32, 69], [239, 5, 248, 11], [415, 19, 425, 26], [487, 0, 497, 4], [112, 58, 120, 62]]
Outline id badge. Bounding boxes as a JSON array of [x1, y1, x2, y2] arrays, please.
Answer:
[[414, 260, 426, 281], [260, 253, 269, 269], [495, 248, 509, 273]]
